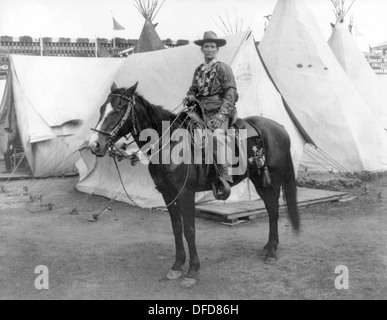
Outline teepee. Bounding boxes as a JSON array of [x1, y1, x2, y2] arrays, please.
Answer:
[[134, 0, 166, 53], [259, 0, 387, 172], [328, 1, 387, 130]]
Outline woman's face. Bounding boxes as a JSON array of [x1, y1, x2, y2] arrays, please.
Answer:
[[201, 42, 219, 61]]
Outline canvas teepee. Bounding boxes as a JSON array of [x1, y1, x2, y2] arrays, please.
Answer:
[[259, 0, 387, 172], [134, 0, 166, 53], [328, 1, 387, 130]]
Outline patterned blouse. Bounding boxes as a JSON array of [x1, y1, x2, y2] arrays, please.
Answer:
[[187, 60, 238, 114]]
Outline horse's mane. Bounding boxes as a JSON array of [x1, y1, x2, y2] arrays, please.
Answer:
[[134, 93, 187, 133], [135, 94, 176, 122]]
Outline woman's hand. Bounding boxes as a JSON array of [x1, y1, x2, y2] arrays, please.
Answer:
[[211, 113, 226, 129], [183, 95, 196, 105]]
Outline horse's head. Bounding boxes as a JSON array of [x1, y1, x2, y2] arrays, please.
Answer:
[[89, 82, 138, 157]]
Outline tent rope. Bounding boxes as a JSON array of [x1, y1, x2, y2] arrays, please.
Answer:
[[1, 153, 26, 185], [303, 149, 336, 172], [23, 146, 81, 191], [309, 145, 348, 172]]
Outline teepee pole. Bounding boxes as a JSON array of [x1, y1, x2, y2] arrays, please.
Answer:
[[152, 0, 165, 21]]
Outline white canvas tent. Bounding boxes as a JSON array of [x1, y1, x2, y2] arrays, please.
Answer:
[[75, 31, 308, 208], [259, 0, 387, 172], [0, 56, 125, 176], [328, 19, 387, 129]]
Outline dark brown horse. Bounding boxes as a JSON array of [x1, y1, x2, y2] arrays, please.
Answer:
[[88, 82, 300, 287]]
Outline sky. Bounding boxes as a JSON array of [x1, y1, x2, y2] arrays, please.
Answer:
[[0, 0, 386, 46]]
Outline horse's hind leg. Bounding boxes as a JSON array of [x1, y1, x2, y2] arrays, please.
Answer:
[[251, 177, 281, 264], [161, 191, 186, 280]]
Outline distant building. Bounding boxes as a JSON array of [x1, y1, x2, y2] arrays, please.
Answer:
[[368, 41, 387, 74], [0, 47, 9, 80], [371, 41, 387, 56], [0, 35, 138, 78], [0, 35, 136, 58], [0, 35, 188, 76]]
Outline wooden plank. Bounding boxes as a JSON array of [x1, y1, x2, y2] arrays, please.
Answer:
[[195, 188, 351, 222], [195, 210, 231, 222], [226, 210, 268, 220], [225, 195, 345, 220]]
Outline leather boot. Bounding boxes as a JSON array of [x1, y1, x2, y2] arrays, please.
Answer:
[[218, 163, 233, 183]]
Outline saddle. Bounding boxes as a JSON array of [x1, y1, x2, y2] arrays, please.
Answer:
[[186, 111, 269, 200], [231, 118, 260, 139]]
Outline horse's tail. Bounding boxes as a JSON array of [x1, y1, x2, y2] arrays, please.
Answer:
[[283, 151, 300, 232]]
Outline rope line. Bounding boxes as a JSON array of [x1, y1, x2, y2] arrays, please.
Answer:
[[311, 146, 348, 172], [303, 149, 333, 172]]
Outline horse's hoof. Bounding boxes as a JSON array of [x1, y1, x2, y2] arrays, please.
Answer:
[[166, 269, 183, 280], [181, 277, 197, 288], [264, 256, 277, 265]]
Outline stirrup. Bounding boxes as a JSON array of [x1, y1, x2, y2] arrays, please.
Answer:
[[212, 177, 231, 201]]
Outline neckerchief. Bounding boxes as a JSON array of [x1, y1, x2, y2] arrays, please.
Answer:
[[196, 59, 219, 97]]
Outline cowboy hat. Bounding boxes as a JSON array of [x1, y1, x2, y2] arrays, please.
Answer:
[[194, 31, 226, 47]]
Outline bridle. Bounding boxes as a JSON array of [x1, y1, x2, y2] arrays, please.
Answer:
[[89, 92, 195, 208], [90, 93, 138, 146]]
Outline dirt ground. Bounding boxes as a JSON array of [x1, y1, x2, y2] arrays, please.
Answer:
[[0, 169, 386, 300]]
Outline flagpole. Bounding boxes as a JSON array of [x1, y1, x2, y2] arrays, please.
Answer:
[[111, 10, 126, 56], [111, 10, 115, 53]]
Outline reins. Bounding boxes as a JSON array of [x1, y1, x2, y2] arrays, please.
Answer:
[[93, 92, 193, 208]]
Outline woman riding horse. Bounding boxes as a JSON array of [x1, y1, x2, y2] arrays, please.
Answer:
[[88, 75, 300, 289], [184, 31, 238, 191]]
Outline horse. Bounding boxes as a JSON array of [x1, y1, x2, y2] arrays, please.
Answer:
[[88, 82, 300, 288]]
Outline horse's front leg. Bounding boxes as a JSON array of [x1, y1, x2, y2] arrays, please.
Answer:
[[178, 190, 200, 288], [161, 191, 186, 280]]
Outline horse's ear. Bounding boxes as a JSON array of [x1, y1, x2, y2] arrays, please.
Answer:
[[111, 82, 118, 93], [125, 81, 139, 96]]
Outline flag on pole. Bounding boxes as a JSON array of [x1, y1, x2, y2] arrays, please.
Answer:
[[113, 17, 125, 30]]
